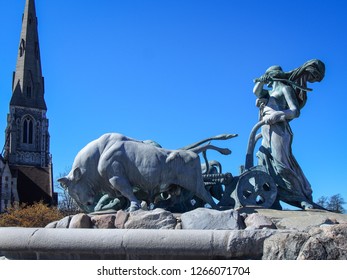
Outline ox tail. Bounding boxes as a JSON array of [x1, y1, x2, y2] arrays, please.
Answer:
[[179, 134, 237, 151], [190, 143, 231, 156]]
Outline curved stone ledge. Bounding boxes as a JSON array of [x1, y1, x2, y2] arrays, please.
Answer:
[[0, 227, 280, 260], [1, 209, 346, 260]]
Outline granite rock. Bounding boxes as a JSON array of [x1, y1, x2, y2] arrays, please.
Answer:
[[1, 207, 347, 260], [297, 224, 347, 260], [69, 214, 92, 228], [244, 213, 277, 230], [45, 221, 58, 228], [91, 214, 116, 229], [262, 231, 310, 259], [55, 216, 71, 228], [180, 208, 245, 230], [263, 224, 347, 260], [124, 208, 176, 229], [115, 210, 129, 229]]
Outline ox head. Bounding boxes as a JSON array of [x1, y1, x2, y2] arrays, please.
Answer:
[[58, 167, 99, 213]]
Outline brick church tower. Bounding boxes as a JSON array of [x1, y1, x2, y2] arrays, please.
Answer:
[[0, 0, 55, 212]]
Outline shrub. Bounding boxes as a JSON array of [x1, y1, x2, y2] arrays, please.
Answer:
[[0, 201, 64, 227]]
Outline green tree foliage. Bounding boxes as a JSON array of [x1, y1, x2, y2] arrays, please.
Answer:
[[0, 201, 64, 227], [316, 194, 346, 213]]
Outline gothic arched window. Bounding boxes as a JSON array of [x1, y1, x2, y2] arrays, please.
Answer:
[[19, 39, 25, 57], [23, 117, 34, 144]]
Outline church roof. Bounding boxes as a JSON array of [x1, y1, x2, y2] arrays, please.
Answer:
[[10, 0, 47, 110], [12, 165, 53, 198]]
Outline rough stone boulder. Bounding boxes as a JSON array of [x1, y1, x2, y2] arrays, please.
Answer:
[[298, 224, 347, 259], [47, 208, 177, 230], [124, 208, 176, 229], [244, 213, 277, 230], [91, 214, 116, 229], [21, 207, 344, 260], [262, 231, 311, 259], [262, 224, 347, 260], [239, 207, 347, 231], [69, 213, 92, 228], [180, 208, 245, 230]]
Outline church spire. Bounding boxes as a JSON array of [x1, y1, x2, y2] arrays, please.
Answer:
[[1, 0, 55, 213], [4, 0, 51, 168], [10, 0, 46, 110]]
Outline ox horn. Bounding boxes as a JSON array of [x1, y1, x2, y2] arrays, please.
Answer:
[[57, 177, 69, 189]]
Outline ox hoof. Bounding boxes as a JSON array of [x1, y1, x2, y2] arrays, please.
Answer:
[[128, 202, 141, 212], [301, 201, 313, 210]]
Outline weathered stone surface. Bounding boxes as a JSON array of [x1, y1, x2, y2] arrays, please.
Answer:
[[2, 208, 347, 260], [69, 214, 92, 228], [124, 208, 176, 229], [244, 213, 276, 230], [262, 232, 310, 260], [115, 210, 129, 229], [55, 216, 71, 228], [91, 214, 116, 229], [0, 227, 279, 260], [262, 224, 347, 260], [239, 208, 346, 230], [226, 229, 279, 259], [181, 208, 244, 230], [45, 221, 58, 228], [275, 216, 339, 231], [297, 224, 347, 260]]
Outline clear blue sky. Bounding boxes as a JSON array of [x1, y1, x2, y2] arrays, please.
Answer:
[[0, 0, 346, 208]]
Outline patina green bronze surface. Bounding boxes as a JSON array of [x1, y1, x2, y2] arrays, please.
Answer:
[[58, 60, 326, 213], [253, 59, 325, 210]]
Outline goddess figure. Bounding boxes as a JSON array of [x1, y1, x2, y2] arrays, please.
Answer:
[[253, 59, 325, 210]]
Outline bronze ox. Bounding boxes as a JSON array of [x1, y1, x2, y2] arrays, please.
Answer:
[[58, 133, 231, 212]]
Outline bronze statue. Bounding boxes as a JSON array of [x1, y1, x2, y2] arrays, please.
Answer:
[[253, 59, 325, 210]]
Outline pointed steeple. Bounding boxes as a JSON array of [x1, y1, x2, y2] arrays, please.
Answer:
[[4, 0, 51, 168], [1, 0, 55, 213], [10, 0, 46, 110]]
